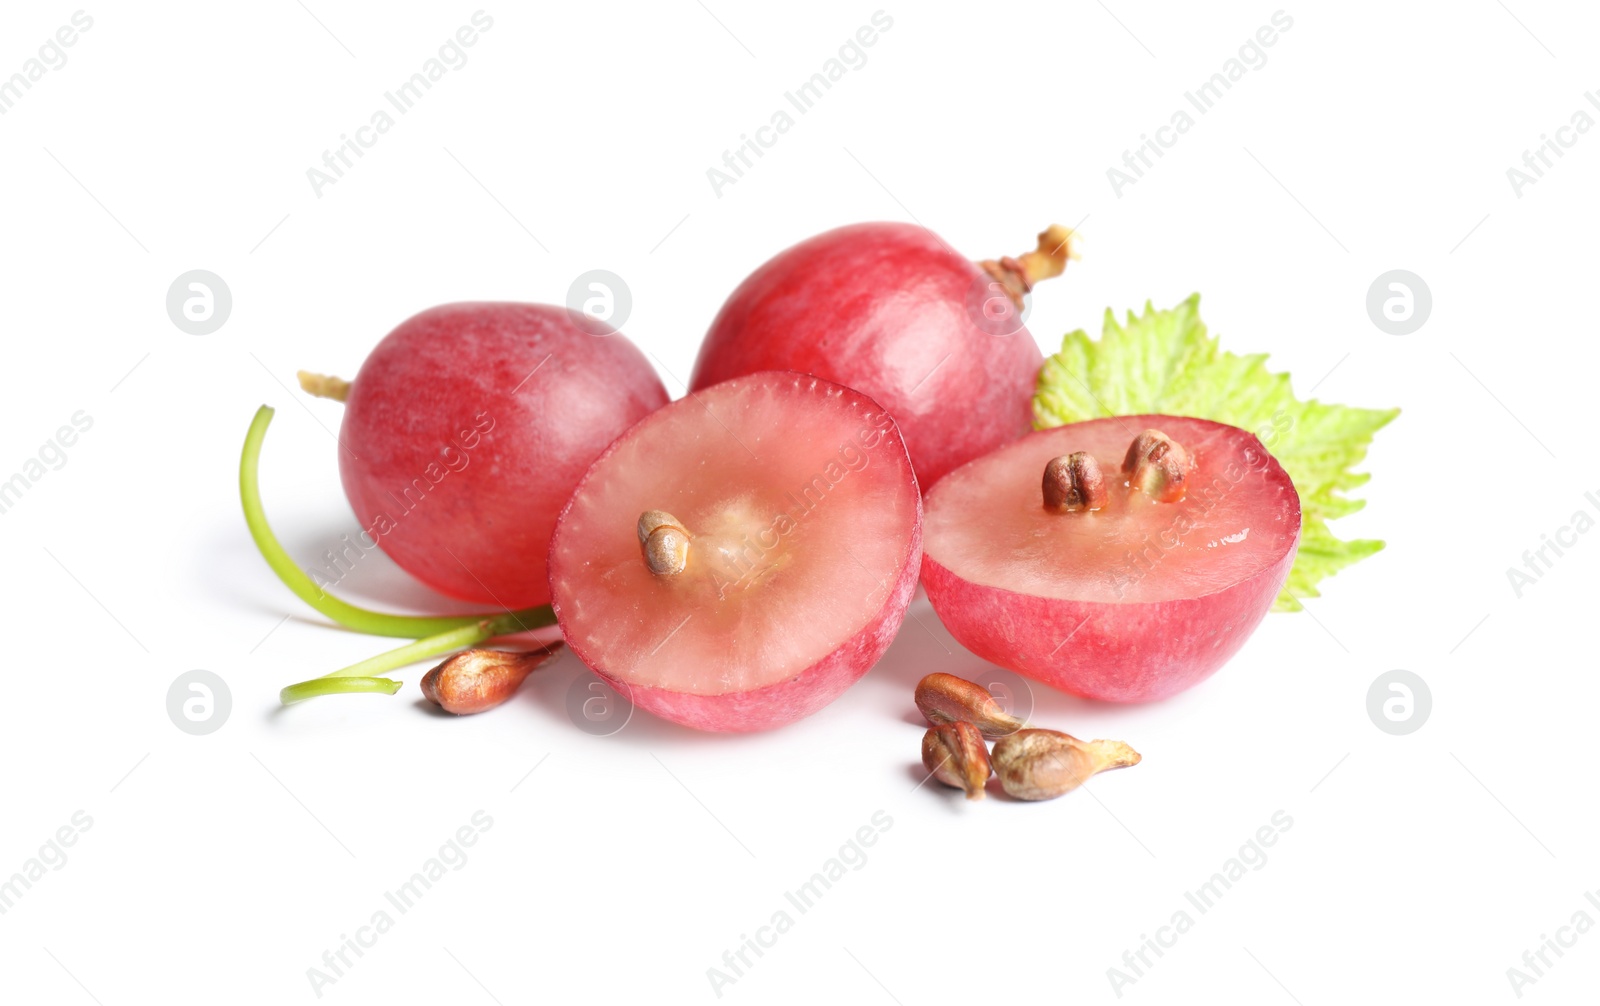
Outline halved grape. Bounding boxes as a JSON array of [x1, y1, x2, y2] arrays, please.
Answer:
[[549, 372, 923, 731], [922, 415, 1300, 702]]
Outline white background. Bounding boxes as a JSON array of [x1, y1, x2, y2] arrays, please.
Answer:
[[1, 2, 1596, 1003]]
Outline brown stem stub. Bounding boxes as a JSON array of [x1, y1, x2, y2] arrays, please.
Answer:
[[638, 510, 691, 576], [921, 721, 992, 800], [915, 672, 1025, 739], [1043, 452, 1108, 512], [420, 644, 564, 714], [1123, 429, 1192, 503], [978, 224, 1077, 310], [990, 728, 1141, 801], [297, 371, 351, 403]]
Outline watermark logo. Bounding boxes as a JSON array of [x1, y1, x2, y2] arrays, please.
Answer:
[[1106, 11, 1294, 197], [0, 411, 93, 517], [0, 811, 93, 916], [304, 12, 495, 197], [1505, 889, 1600, 998], [1366, 669, 1430, 736], [966, 666, 1034, 734], [166, 670, 232, 735], [707, 809, 894, 997], [1365, 270, 1430, 335], [1506, 93, 1600, 198], [166, 270, 232, 335], [963, 273, 1030, 337], [1506, 491, 1599, 598], [705, 11, 895, 197], [565, 673, 634, 736], [0, 12, 94, 117], [305, 811, 493, 997], [1107, 810, 1294, 997], [566, 269, 632, 336]]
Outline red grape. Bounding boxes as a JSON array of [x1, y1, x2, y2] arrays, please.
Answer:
[[690, 222, 1071, 488], [338, 302, 669, 608]]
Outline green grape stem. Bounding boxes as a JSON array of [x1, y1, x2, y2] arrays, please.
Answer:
[[240, 405, 555, 639], [242, 404, 558, 705], [279, 676, 403, 702], [278, 618, 526, 704]]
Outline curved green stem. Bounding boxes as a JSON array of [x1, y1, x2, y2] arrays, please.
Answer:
[[241, 405, 556, 638], [326, 621, 494, 678], [280, 676, 403, 704], [278, 611, 536, 705]]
